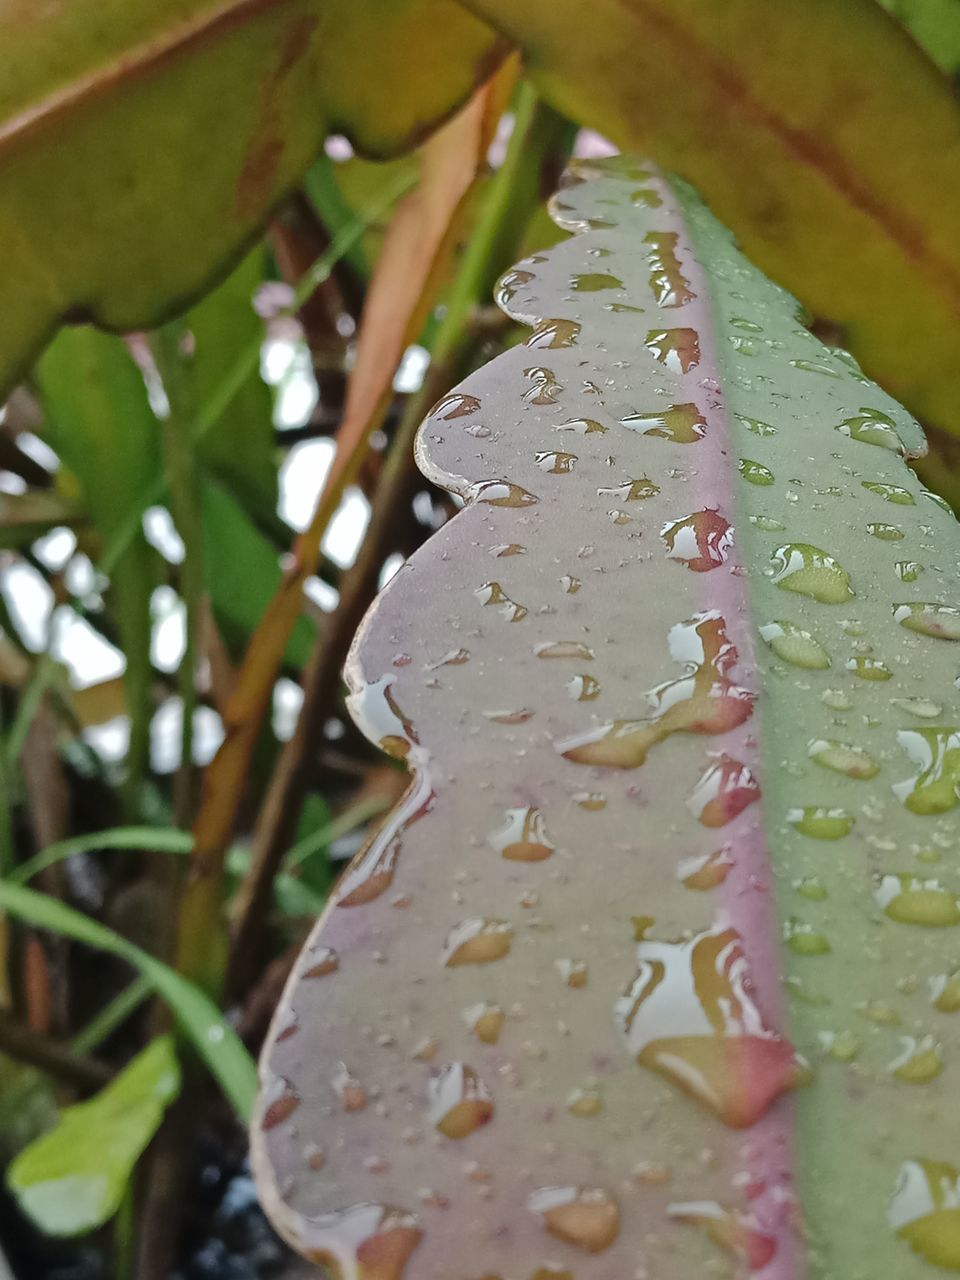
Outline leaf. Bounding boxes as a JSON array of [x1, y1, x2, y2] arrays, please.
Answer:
[[252, 158, 960, 1279], [36, 327, 161, 789], [200, 479, 315, 667], [460, 0, 960, 435], [880, 0, 960, 73], [187, 247, 279, 533], [8, 1036, 180, 1236], [0, 880, 255, 1118], [0, 0, 506, 397]]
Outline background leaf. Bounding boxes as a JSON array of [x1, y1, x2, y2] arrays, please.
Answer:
[[8, 1036, 180, 1236]]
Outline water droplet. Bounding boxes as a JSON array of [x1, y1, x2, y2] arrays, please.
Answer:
[[559, 614, 754, 768], [567, 673, 601, 702], [862, 480, 915, 505], [535, 450, 577, 474], [808, 739, 879, 779], [846, 655, 892, 681], [466, 480, 538, 508], [894, 602, 960, 640], [535, 640, 595, 660], [261, 1076, 300, 1129], [430, 392, 481, 420], [875, 874, 960, 926], [784, 919, 832, 955], [891, 697, 943, 719], [496, 268, 535, 306], [858, 1000, 901, 1026], [667, 1201, 777, 1270], [567, 1085, 602, 1116], [896, 560, 924, 581], [644, 231, 696, 307], [488, 808, 555, 861], [769, 544, 853, 603], [332, 1063, 368, 1112], [616, 922, 809, 1127], [930, 970, 960, 1012], [302, 945, 339, 978], [443, 919, 514, 965], [818, 1029, 860, 1061], [296, 1204, 423, 1280], [556, 417, 606, 435], [574, 791, 607, 810], [428, 1063, 493, 1137], [739, 458, 775, 486], [922, 488, 954, 514], [645, 328, 700, 373], [786, 806, 854, 839], [677, 847, 734, 890], [893, 728, 960, 813], [791, 358, 841, 377], [888, 1159, 960, 1270], [462, 1002, 505, 1043], [736, 413, 777, 437], [571, 272, 623, 292], [688, 755, 760, 827], [661, 509, 734, 572], [597, 477, 660, 501], [475, 582, 527, 622], [483, 707, 534, 725], [560, 574, 581, 593], [759, 620, 830, 669], [889, 1036, 943, 1083], [867, 522, 904, 541], [821, 687, 852, 710], [522, 367, 562, 406], [749, 514, 787, 532], [621, 403, 706, 443], [836, 407, 906, 452], [526, 318, 581, 349], [527, 1186, 620, 1253], [556, 958, 588, 988]]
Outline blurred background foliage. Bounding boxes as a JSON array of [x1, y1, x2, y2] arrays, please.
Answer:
[[0, 0, 959, 1276]]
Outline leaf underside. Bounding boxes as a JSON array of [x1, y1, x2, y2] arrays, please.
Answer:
[[252, 158, 960, 1280], [0, 0, 504, 397]]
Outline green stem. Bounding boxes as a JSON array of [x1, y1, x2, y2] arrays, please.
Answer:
[[70, 974, 153, 1056]]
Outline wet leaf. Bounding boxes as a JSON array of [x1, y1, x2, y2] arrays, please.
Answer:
[[253, 158, 960, 1278], [7, 1036, 180, 1236], [0, 0, 504, 396], [465, 0, 960, 435]]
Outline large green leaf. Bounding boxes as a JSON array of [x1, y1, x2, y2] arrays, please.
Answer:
[[7, 1036, 180, 1236], [459, 0, 960, 435], [0, 0, 505, 397], [252, 157, 960, 1278]]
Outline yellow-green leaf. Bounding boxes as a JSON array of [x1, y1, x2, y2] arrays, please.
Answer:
[[8, 1036, 180, 1236], [0, 0, 505, 396], [463, 0, 960, 431]]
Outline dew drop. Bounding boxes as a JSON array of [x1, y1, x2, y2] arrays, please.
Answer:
[[535, 640, 595, 660], [667, 1201, 777, 1270], [875, 874, 960, 926], [677, 847, 733, 890], [867, 522, 904, 541], [784, 919, 832, 955], [888, 1159, 960, 1270], [759, 620, 830, 669], [836, 407, 906, 452], [428, 1063, 493, 1138], [786, 806, 854, 839], [567, 673, 601, 702], [621, 402, 706, 443], [769, 544, 853, 603], [894, 602, 960, 641], [526, 318, 581, 349], [462, 1002, 505, 1043], [893, 728, 960, 814], [645, 328, 700, 373], [332, 1063, 368, 1112], [661, 509, 733, 572], [846, 655, 892, 681], [536, 450, 577, 474], [443, 919, 514, 965], [738, 458, 775, 486], [571, 272, 623, 292], [466, 480, 538, 508], [616, 922, 810, 1126], [527, 1186, 620, 1253], [597, 477, 660, 501], [688, 755, 760, 827], [807, 739, 879, 779], [888, 1036, 943, 1083], [862, 481, 916, 506], [488, 808, 555, 862]]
